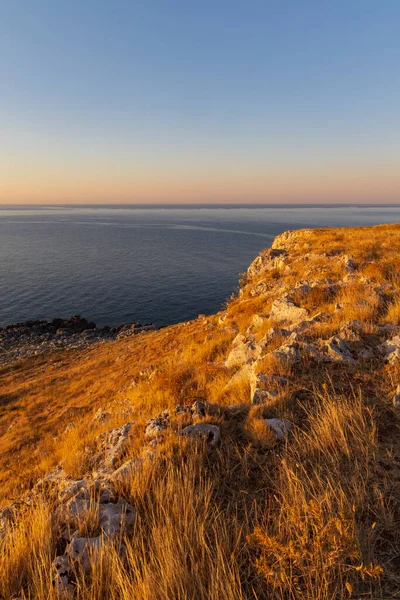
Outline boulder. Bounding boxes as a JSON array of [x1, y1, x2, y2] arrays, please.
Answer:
[[66, 536, 103, 573], [180, 423, 221, 446], [252, 313, 270, 328], [191, 400, 207, 418], [269, 343, 301, 364], [250, 372, 289, 400], [52, 554, 73, 598]]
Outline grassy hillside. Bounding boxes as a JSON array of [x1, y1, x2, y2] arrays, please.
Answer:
[[1, 224, 400, 599]]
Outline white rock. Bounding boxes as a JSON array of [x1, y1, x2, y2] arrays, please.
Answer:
[[110, 458, 143, 485], [225, 334, 261, 368], [265, 418, 292, 440], [144, 411, 170, 439], [98, 497, 136, 537], [95, 422, 134, 474], [180, 423, 221, 446], [247, 248, 287, 279], [270, 294, 309, 326]]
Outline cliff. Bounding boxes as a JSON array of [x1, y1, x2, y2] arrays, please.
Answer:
[[1, 224, 400, 599]]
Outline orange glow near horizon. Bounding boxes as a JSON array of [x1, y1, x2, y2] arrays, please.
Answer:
[[1, 161, 399, 204]]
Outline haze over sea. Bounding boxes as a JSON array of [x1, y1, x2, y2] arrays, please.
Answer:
[[1, 204, 399, 328]]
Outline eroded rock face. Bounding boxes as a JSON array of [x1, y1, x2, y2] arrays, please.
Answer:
[[247, 248, 287, 279], [180, 423, 221, 446]]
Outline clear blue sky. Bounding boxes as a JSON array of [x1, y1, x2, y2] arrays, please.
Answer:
[[0, 0, 399, 203]]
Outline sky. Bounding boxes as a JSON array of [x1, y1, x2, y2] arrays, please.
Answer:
[[0, 0, 399, 205]]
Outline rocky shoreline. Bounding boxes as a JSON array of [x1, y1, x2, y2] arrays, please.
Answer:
[[0, 315, 156, 365]]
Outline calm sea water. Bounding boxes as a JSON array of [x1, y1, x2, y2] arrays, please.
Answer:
[[0, 204, 399, 327]]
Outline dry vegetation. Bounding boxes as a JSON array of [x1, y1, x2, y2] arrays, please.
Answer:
[[1, 223, 400, 599]]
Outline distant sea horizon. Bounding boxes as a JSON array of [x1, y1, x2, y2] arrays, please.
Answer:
[[1, 203, 399, 328]]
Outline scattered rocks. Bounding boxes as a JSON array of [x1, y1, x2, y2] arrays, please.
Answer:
[[252, 389, 278, 404], [0, 315, 157, 365], [93, 407, 111, 423]]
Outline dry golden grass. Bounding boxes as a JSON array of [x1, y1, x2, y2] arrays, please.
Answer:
[[2, 223, 400, 598]]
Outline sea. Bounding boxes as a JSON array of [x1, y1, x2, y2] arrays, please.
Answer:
[[1, 204, 399, 328]]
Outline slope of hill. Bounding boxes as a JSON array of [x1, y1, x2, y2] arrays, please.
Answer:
[[1, 224, 400, 599]]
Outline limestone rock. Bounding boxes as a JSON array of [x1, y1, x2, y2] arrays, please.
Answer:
[[191, 400, 207, 418], [98, 497, 136, 537], [322, 336, 356, 363], [93, 407, 111, 422], [270, 294, 309, 326], [379, 336, 400, 364], [265, 418, 292, 440], [180, 423, 221, 446], [52, 554, 73, 598], [95, 422, 134, 474], [252, 313, 270, 328], [247, 248, 287, 279], [110, 458, 143, 485], [269, 343, 301, 364], [66, 536, 103, 573], [225, 333, 260, 368], [145, 411, 170, 439]]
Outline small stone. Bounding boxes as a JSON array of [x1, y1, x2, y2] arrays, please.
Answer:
[[265, 418, 292, 440], [180, 423, 221, 446]]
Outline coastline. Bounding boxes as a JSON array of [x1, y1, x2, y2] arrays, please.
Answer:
[[0, 316, 156, 365]]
